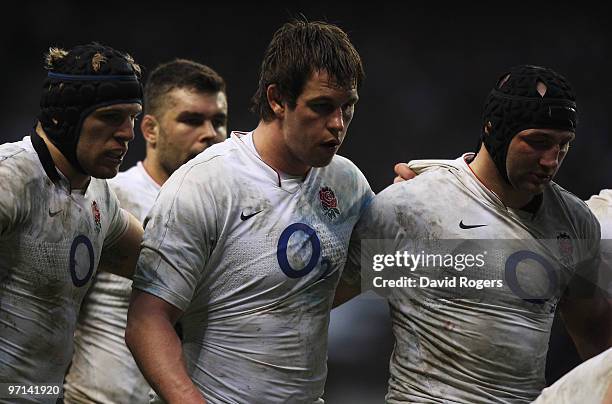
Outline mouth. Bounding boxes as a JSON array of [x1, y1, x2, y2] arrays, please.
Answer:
[[104, 149, 127, 164], [321, 139, 341, 149], [531, 173, 553, 183]]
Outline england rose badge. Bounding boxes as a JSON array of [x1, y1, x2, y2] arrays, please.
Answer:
[[319, 186, 340, 220]]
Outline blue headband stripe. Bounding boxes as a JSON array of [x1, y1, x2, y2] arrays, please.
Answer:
[[47, 72, 139, 81]]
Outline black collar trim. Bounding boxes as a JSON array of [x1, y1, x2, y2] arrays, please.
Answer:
[[31, 130, 61, 183]]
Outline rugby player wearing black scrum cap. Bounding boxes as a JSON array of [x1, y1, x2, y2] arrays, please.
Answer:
[[341, 65, 611, 402], [0, 43, 144, 403]]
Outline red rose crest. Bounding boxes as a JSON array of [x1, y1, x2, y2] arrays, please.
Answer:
[[92, 200, 101, 232], [319, 186, 340, 220]]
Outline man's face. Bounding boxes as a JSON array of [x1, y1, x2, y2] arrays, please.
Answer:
[[156, 88, 228, 176], [506, 128, 575, 194], [77, 103, 142, 178], [280, 70, 358, 171]]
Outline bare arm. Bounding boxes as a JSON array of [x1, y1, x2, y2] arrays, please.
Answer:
[[125, 289, 205, 404], [560, 289, 612, 360], [99, 210, 143, 279]]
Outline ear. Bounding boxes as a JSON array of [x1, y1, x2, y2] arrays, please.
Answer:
[[141, 114, 159, 146], [266, 84, 285, 118]]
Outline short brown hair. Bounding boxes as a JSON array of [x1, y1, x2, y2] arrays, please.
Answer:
[[251, 19, 364, 121], [144, 59, 225, 116]]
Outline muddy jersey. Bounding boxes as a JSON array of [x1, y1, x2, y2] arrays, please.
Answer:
[[0, 136, 129, 403], [133, 131, 373, 404], [64, 162, 157, 403], [586, 190, 612, 239], [348, 154, 600, 403], [532, 347, 612, 404], [586, 189, 612, 303]]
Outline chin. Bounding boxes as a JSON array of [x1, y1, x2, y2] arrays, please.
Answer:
[[310, 153, 336, 168], [522, 183, 547, 195], [89, 166, 120, 179]]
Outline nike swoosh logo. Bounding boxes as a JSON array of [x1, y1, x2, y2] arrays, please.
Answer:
[[240, 210, 263, 221], [459, 220, 487, 229], [49, 208, 63, 217]]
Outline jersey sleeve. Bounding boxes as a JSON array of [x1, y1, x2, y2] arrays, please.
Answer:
[[132, 164, 219, 311], [102, 185, 130, 248], [344, 183, 415, 287], [0, 158, 27, 238], [566, 206, 605, 298], [586, 196, 612, 297]]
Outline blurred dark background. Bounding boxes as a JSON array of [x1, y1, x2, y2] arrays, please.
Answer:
[[2, 1, 610, 402]]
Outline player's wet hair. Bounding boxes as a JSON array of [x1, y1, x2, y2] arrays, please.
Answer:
[[251, 19, 364, 122], [39, 42, 143, 174], [144, 59, 226, 117], [480, 64, 577, 183]]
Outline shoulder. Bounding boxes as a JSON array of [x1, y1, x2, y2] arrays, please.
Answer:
[[328, 154, 361, 172], [172, 147, 231, 190], [551, 183, 596, 219], [585, 189, 612, 214], [108, 164, 143, 188], [377, 165, 458, 205], [585, 189, 612, 238], [0, 139, 40, 174], [181, 138, 237, 179], [154, 144, 236, 214], [108, 164, 157, 207], [325, 154, 371, 189], [0, 139, 46, 193], [549, 183, 600, 236], [0, 141, 28, 161]]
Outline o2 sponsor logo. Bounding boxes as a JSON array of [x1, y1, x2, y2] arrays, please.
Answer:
[[69, 235, 95, 287], [276, 223, 331, 279], [505, 250, 560, 305]]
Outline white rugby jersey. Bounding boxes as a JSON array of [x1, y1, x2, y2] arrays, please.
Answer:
[[587, 190, 612, 239], [532, 347, 612, 403], [348, 154, 600, 403], [530, 190, 612, 404], [65, 162, 157, 403], [586, 189, 612, 307], [0, 136, 129, 403], [133, 131, 373, 404]]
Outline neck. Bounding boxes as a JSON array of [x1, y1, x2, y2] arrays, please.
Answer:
[[142, 150, 168, 186], [35, 123, 90, 190], [252, 120, 310, 176], [469, 147, 533, 209]]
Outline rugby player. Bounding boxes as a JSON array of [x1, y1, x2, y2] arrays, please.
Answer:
[[0, 43, 143, 403], [64, 59, 227, 403], [125, 20, 373, 403], [344, 65, 611, 402]]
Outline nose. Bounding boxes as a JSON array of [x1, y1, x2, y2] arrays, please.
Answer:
[[115, 116, 136, 143], [328, 107, 345, 135], [540, 144, 562, 171], [199, 120, 218, 143]]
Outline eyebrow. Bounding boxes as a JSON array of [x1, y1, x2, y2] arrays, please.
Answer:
[[526, 131, 575, 142], [97, 105, 142, 114], [308, 94, 359, 104], [176, 111, 205, 120], [176, 111, 227, 120]]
